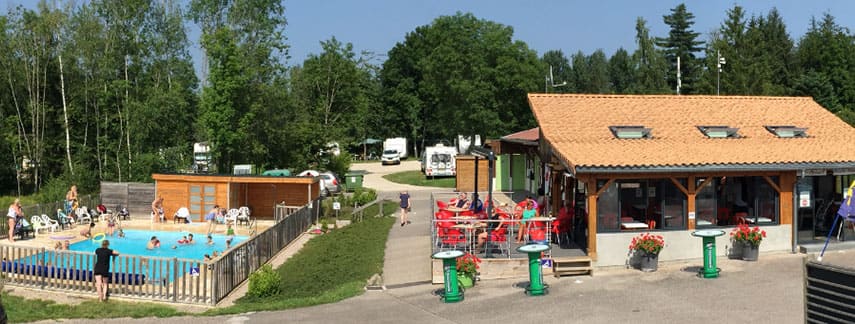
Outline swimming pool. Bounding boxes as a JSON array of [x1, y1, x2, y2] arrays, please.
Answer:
[[69, 229, 247, 261]]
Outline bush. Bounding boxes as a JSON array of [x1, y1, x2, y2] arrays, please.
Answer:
[[322, 153, 351, 181], [247, 264, 281, 298], [351, 188, 377, 206]]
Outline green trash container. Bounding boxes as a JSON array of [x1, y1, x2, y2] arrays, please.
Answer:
[[345, 172, 364, 192]]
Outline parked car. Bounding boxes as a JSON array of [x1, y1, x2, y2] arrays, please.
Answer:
[[298, 170, 341, 196], [381, 149, 401, 165]]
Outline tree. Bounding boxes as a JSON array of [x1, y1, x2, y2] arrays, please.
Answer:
[[656, 3, 704, 94], [609, 48, 635, 94], [795, 13, 855, 121], [380, 12, 543, 155], [631, 17, 669, 93]]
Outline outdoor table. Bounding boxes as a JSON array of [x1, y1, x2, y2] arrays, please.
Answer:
[[621, 222, 648, 230], [691, 230, 725, 278], [431, 250, 465, 303], [452, 223, 481, 251], [445, 207, 468, 217], [516, 243, 551, 296]]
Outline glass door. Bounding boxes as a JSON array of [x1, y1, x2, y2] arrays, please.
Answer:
[[189, 184, 217, 222]]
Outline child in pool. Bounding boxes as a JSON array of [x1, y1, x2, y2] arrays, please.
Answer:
[[206, 235, 214, 245], [178, 235, 189, 244], [80, 222, 96, 238]]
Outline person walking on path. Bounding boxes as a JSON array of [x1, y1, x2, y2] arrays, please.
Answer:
[[94, 240, 119, 302], [399, 190, 411, 227]]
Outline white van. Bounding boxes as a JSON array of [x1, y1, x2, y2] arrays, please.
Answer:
[[423, 144, 457, 177]]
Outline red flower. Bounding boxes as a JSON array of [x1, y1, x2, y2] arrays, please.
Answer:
[[629, 233, 665, 255]]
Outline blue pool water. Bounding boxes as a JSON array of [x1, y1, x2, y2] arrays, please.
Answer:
[[6, 229, 247, 284], [68, 229, 246, 261]]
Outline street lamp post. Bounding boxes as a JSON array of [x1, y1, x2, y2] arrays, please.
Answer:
[[545, 65, 567, 93], [716, 50, 726, 96]]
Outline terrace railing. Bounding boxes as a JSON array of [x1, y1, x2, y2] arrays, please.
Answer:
[[0, 199, 321, 305], [209, 198, 320, 304]]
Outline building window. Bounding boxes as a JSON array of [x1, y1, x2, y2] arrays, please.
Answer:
[[697, 126, 740, 138], [609, 126, 652, 139], [596, 179, 687, 232], [695, 176, 779, 227], [765, 125, 807, 138]]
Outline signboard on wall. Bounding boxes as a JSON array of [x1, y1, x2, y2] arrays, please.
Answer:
[[799, 192, 811, 208], [688, 212, 696, 220]]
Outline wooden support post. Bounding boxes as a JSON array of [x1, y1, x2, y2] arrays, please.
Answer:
[[586, 180, 598, 261], [688, 176, 696, 230]]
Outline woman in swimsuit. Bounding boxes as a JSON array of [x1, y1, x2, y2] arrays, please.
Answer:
[[7, 198, 22, 243], [106, 213, 117, 236]]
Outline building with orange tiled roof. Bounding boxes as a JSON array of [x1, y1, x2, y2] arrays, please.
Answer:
[[528, 94, 855, 266]]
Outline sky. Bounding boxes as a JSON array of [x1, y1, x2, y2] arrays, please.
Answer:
[[6, 0, 855, 78]]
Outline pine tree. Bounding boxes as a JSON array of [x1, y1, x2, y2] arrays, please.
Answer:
[[655, 3, 705, 94]]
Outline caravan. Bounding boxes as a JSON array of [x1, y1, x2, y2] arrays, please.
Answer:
[[423, 144, 457, 177]]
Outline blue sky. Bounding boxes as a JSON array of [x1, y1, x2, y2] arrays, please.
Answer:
[[6, 0, 855, 76], [285, 0, 855, 64]]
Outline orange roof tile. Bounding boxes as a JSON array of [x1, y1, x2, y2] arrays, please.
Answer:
[[528, 94, 855, 172]]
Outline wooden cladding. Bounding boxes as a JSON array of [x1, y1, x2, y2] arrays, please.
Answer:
[[153, 174, 319, 221], [456, 156, 491, 192]]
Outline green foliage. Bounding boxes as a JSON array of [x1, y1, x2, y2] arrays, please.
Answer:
[[224, 215, 393, 312], [248, 264, 282, 298], [351, 188, 377, 206], [655, 3, 705, 93], [322, 153, 352, 182]]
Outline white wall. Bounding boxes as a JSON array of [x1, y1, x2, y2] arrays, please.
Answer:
[[594, 225, 792, 267]]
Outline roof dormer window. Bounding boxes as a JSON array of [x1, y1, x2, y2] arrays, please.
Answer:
[[765, 125, 807, 138], [609, 126, 652, 139], [698, 126, 740, 138]]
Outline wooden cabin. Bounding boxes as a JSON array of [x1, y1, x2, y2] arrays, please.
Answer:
[[151, 173, 320, 221]]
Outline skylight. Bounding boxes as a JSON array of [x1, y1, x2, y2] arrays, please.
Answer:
[[609, 126, 652, 139], [765, 125, 807, 138], [697, 126, 740, 138]]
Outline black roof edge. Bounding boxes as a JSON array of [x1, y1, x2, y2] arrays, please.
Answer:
[[575, 162, 855, 174]]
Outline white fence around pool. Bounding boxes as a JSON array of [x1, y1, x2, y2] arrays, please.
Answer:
[[0, 199, 320, 305]]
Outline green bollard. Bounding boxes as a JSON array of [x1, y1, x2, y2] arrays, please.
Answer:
[[432, 250, 464, 302], [516, 244, 551, 296], [691, 230, 725, 279]]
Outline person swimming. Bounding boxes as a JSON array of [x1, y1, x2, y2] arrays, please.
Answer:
[[178, 235, 189, 244], [146, 236, 161, 249], [187, 233, 195, 244], [206, 235, 214, 245]]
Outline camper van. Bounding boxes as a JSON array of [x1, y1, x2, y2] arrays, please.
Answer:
[[423, 144, 457, 177]]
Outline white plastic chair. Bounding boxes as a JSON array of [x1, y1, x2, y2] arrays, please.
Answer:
[[40, 214, 58, 232], [225, 209, 239, 225], [237, 206, 251, 226], [57, 209, 75, 229], [174, 207, 190, 223], [30, 216, 48, 236], [75, 207, 92, 224]]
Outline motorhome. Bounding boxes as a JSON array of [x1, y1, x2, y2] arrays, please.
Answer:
[[423, 144, 457, 177], [193, 142, 212, 173], [383, 137, 408, 159]]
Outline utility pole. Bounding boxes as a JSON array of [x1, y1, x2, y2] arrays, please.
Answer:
[[716, 50, 726, 96], [676, 56, 682, 95]]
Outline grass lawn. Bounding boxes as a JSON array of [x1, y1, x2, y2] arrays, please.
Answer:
[[203, 214, 395, 315], [2, 295, 184, 323], [383, 170, 455, 188]]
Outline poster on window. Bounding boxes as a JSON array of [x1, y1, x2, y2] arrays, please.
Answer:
[[799, 192, 811, 208]]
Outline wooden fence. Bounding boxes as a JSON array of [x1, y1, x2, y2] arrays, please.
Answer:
[[101, 182, 155, 216], [0, 199, 320, 305]]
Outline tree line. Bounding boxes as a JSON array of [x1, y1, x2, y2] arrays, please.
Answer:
[[1, 2, 853, 200]]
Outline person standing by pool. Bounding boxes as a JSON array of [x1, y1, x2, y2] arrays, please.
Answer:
[[151, 196, 164, 223], [66, 185, 78, 214], [399, 190, 411, 227], [94, 240, 119, 302], [105, 212, 117, 236], [205, 205, 220, 235], [7, 198, 23, 243]]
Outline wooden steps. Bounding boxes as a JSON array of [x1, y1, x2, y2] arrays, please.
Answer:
[[552, 256, 593, 277]]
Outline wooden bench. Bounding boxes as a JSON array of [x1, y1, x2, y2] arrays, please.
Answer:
[[552, 256, 593, 277]]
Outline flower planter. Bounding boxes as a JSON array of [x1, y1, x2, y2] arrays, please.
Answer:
[[457, 274, 474, 288], [729, 240, 744, 259], [742, 244, 760, 261], [638, 253, 659, 272]]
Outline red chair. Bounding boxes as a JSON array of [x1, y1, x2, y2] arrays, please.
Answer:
[[734, 212, 748, 225], [647, 220, 656, 230], [528, 220, 548, 242], [436, 200, 448, 210]]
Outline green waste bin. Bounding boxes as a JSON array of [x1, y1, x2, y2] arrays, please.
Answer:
[[345, 172, 364, 192]]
